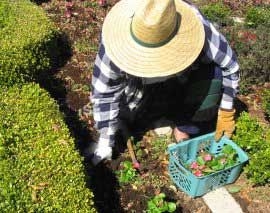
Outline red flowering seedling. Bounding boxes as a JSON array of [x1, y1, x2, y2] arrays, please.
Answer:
[[188, 145, 240, 177], [98, 0, 106, 7], [65, 1, 74, 18]]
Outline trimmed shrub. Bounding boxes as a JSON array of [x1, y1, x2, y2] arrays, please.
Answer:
[[0, 2, 13, 29], [0, 0, 60, 88], [0, 83, 96, 212], [233, 112, 270, 184]]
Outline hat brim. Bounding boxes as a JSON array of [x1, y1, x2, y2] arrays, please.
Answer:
[[102, 0, 205, 78]]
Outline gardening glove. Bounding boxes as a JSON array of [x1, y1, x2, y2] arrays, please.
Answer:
[[87, 140, 112, 166], [215, 108, 236, 141]]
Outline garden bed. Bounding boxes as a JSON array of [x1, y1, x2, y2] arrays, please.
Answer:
[[36, 0, 270, 212]]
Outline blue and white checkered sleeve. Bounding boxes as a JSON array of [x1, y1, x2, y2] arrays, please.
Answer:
[[201, 18, 240, 109], [91, 42, 125, 147]]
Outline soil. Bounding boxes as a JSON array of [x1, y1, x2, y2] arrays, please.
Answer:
[[36, 0, 270, 212]]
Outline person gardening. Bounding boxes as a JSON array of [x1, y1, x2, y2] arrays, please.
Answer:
[[89, 0, 240, 165]]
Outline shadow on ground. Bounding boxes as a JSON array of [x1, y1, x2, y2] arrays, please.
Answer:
[[31, 0, 51, 5], [37, 32, 124, 213]]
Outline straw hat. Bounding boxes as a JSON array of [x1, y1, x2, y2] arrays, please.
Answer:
[[102, 0, 205, 78]]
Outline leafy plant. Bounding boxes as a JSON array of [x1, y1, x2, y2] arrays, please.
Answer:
[[151, 135, 169, 160], [262, 88, 270, 118], [233, 112, 266, 153], [233, 112, 270, 184], [147, 193, 176, 213], [245, 6, 270, 28], [200, 2, 232, 26], [188, 145, 239, 177], [244, 146, 270, 185], [116, 161, 138, 184], [74, 38, 94, 54]]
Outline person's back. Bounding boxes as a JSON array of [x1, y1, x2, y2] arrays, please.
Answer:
[[89, 0, 239, 166]]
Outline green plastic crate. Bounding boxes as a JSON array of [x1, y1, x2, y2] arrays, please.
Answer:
[[168, 132, 248, 197]]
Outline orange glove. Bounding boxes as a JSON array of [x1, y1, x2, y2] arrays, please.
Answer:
[[215, 108, 236, 141]]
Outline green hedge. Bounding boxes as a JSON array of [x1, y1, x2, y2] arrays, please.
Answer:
[[0, 83, 96, 212], [0, 0, 60, 87], [0, 1, 13, 29]]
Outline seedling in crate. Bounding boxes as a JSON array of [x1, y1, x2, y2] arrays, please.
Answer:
[[168, 133, 248, 197], [116, 161, 138, 184], [147, 193, 176, 213], [188, 144, 240, 177]]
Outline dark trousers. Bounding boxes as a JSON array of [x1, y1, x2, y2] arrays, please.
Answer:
[[119, 63, 223, 136]]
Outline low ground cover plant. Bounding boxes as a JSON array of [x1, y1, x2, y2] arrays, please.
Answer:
[[200, 2, 270, 92], [0, 83, 96, 212], [116, 161, 138, 184], [224, 24, 270, 92], [235, 6, 270, 91], [188, 145, 240, 177], [245, 6, 270, 27], [147, 193, 177, 213], [0, 0, 61, 88], [262, 89, 270, 118], [200, 2, 232, 26], [233, 112, 270, 185]]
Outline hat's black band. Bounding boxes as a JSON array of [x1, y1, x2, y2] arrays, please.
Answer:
[[130, 13, 180, 48]]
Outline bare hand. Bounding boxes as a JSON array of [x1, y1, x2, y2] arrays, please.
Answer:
[[173, 127, 189, 142]]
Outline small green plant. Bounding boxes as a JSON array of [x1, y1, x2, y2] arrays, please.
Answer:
[[262, 88, 270, 118], [116, 161, 137, 184], [151, 135, 169, 160], [188, 145, 239, 177], [71, 83, 90, 93], [74, 38, 97, 54], [147, 193, 176, 213], [81, 0, 99, 8], [200, 2, 232, 26], [245, 6, 270, 28]]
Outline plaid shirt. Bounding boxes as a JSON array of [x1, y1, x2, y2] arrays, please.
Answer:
[[91, 5, 240, 147]]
